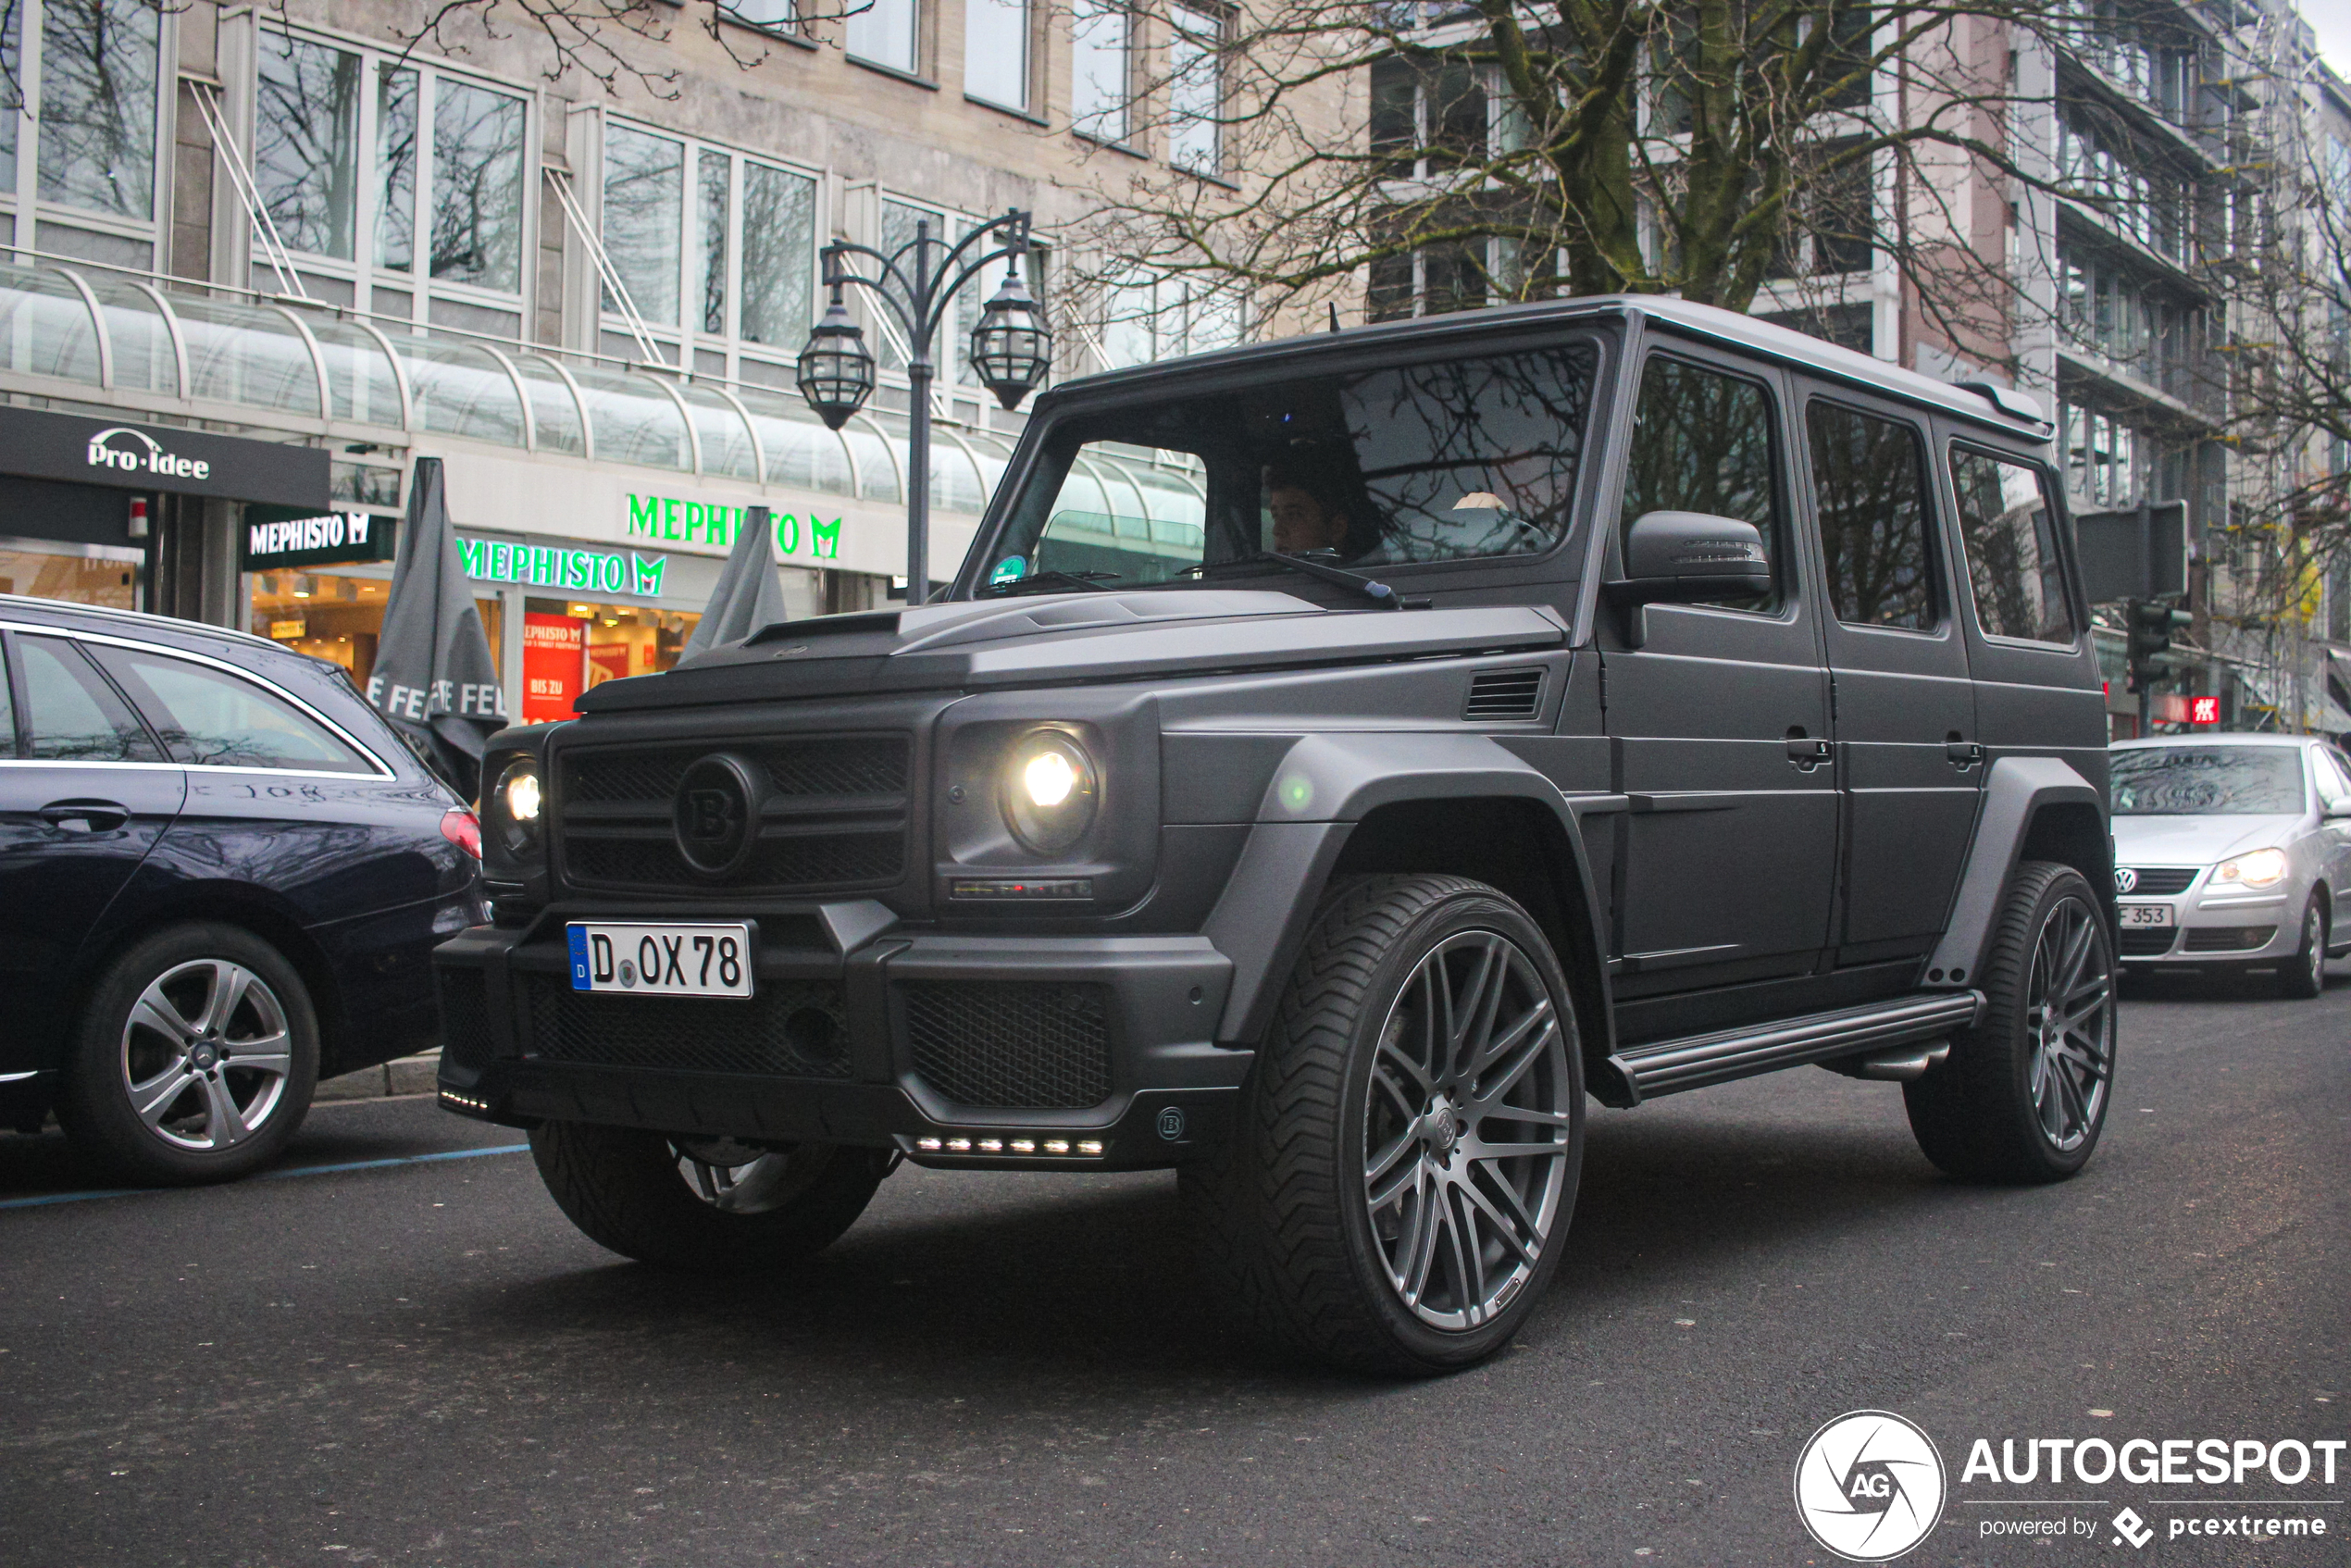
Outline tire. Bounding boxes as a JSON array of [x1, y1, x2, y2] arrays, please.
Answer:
[[529, 1122, 889, 1271], [2275, 895, 2326, 1001], [1181, 874, 1585, 1375], [1905, 862, 2117, 1184], [56, 923, 320, 1185]]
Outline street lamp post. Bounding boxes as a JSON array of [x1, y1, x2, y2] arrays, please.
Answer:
[[796, 208, 1051, 607]]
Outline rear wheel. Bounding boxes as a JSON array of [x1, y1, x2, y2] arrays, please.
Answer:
[[2274, 895, 2326, 1000], [529, 1122, 889, 1271], [1183, 874, 1584, 1375], [1906, 862, 2115, 1183], [57, 924, 319, 1185]]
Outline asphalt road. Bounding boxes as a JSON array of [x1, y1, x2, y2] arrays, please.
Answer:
[[1, 973, 2342, 1568]]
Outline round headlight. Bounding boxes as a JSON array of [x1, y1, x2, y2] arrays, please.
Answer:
[[1001, 729, 1098, 853], [2213, 846, 2288, 889], [493, 758, 542, 855]]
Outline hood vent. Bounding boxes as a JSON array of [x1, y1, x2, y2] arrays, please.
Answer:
[[1464, 667, 1544, 721]]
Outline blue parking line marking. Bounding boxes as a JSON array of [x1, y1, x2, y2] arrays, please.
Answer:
[[0, 1143, 530, 1210]]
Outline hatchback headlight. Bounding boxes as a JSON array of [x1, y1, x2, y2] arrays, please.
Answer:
[[2212, 847, 2288, 889], [1001, 728, 1099, 853], [491, 757, 543, 857]]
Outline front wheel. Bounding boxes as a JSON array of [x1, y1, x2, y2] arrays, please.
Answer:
[[2274, 895, 2326, 1001], [1183, 874, 1585, 1375], [1905, 862, 2116, 1183], [529, 1122, 889, 1271]]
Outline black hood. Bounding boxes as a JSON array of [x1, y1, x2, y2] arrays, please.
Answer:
[[575, 590, 1568, 711]]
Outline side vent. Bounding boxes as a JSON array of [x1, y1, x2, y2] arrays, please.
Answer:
[[1464, 667, 1544, 721]]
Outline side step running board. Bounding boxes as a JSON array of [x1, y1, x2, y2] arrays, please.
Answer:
[[1610, 990, 1984, 1103]]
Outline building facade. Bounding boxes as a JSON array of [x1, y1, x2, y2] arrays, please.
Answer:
[[0, 0, 1248, 716]]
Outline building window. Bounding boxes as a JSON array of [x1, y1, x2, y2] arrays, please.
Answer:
[[1096, 272, 1242, 367], [1167, 4, 1225, 173], [0, 0, 169, 262], [599, 121, 817, 380], [255, 34, 364, 261], [1070, 0, 1130, 143], [1367, 236, 1498, 322], [249, 29, 531, 322], [849, 0, 920, 73], [726, 0, 797, 34], [965, 0, 1028, 108]]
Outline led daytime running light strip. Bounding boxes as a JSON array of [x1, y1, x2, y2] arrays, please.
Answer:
[[914, 1136, 1105, 1158]]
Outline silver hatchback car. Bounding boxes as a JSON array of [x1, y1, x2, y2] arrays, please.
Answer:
[[2108, 734, 2351, 996]]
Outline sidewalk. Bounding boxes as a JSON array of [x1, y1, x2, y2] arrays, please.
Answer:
[[315, 1050, 442, 1102]]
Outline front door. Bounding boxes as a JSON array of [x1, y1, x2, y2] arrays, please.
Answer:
[[1600, 346, 1837, 1014], [0, 631, 185, 1065], [1794, 391, 1982, 968]]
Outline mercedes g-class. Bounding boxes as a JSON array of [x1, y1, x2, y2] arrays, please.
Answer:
[[435, 296, 2117, 1374]]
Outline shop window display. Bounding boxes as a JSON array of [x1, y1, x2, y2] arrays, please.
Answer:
[[250, 570, 501, 690], [520, 597, 697, 723], [0, 546, 138, 608]]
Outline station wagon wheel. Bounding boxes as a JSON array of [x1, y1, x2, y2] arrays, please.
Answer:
[[1182, 874, 1585, 1375], [2274, 895, 2325, 1001], [529, 1123, 892, 1271], [57, 924, 320, 1186], [1906, 862, 2116, 1184]]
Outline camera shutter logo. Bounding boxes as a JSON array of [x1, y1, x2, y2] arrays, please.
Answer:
[[1793, 1410, 1947, 1562]]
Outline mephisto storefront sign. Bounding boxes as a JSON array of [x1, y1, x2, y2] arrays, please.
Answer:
[[0, 405, 331, 507]]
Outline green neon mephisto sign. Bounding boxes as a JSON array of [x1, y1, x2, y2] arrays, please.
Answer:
[[624, 494, 842, 560], [457, 537, 669, 598]]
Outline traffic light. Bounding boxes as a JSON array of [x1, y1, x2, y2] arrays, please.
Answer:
[[2126, 599, 2193, 692]]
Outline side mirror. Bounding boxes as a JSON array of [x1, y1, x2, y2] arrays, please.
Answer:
[[1608, 511, 1772, 643], [2325, 798, 2351, 820]]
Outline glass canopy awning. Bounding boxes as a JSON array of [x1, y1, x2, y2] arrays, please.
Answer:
[[0, 258, 1200, 535]]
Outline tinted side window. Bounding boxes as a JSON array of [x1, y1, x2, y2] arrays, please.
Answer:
[[87, 646, 374, 774], [17, 636, 163, 762], [0, 641, 13, 757], [1950, 448, 2075, 644], [1620, 356, 1783, 609], [1808, 402, 1937, 631], [2312, 748, 2351, 811]]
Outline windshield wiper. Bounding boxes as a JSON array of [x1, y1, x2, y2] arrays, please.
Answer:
[[1183, 552, 1426, 610], [977, 568, 1122, 598]]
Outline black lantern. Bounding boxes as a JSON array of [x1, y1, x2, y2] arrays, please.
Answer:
[[796, 288, 876, 430], [969, 263, 1053, 411]]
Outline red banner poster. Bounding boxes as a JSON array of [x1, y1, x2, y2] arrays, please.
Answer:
[[521, 612, 584, 723], [586, 642, 631, 689]]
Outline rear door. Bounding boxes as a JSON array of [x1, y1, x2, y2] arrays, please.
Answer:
[[0, 630, 185, 1060], [1794, 389, 1982, 969]]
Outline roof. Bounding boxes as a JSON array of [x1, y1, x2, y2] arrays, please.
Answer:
[[1044, 295, 2048, 438], [0, 592, 286, 653]]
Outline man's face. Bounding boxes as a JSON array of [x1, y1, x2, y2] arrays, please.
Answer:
[[1269, 486, 1348, 554]]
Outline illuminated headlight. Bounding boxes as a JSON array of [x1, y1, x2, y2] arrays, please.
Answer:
[[492, 758, 543, 856], [1001, 728, 1099, 853], [2212, 847, 2289, 889]]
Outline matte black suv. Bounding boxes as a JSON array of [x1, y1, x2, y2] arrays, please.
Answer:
[[436, 298, 2117, 1374]]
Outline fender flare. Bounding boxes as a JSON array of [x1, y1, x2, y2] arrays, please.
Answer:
[[1922, 754, 2109, 986], [1200, 732, 1619, 1057]]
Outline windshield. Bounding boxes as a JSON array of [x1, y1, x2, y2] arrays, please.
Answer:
[[2110, 746, 2307, 815], [976, 341, 1601, 592]]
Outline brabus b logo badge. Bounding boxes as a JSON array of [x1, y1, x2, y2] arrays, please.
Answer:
[[671, 754, 761, 877], [1793, 1410, 1947, 1562], [685, 789, 736, 842]]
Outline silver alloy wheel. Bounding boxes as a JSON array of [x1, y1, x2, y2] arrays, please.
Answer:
[[120, 960, 294, 1151], [1362, 929, 1574, 1331], [2299, 902, 2326, 990], [673, 1137, 823, 1214], [2024, 894, 2115, 1152]]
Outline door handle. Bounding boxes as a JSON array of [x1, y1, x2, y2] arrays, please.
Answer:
[[1946, 735, 1984, 768], [1785, 730, 1832, 768], [40, 799, 131, 833]]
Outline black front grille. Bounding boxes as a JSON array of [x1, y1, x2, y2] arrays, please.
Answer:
[[436, 968, 497, 1070], [556, 733, 910, 896], [2118, 927, 2177, 957], [2184, 925, 2277, 953], [1465, 667, 1544, 721], [901, 981, 1113, 1110], [523, 974, 852, 1078], [2120, 867, 2198, 896]]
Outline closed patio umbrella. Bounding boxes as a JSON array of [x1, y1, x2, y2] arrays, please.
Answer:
[[367, 455, 507, 797], [683, 504, 789, 656]]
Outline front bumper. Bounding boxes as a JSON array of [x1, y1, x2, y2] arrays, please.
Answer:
[[432, 904, 1247, 1171], [2115, 868, 2298, 965]]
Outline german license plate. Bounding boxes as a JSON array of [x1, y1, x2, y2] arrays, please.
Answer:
[[567, 922, 754, 998], [2118, 903, 2176, 929]]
